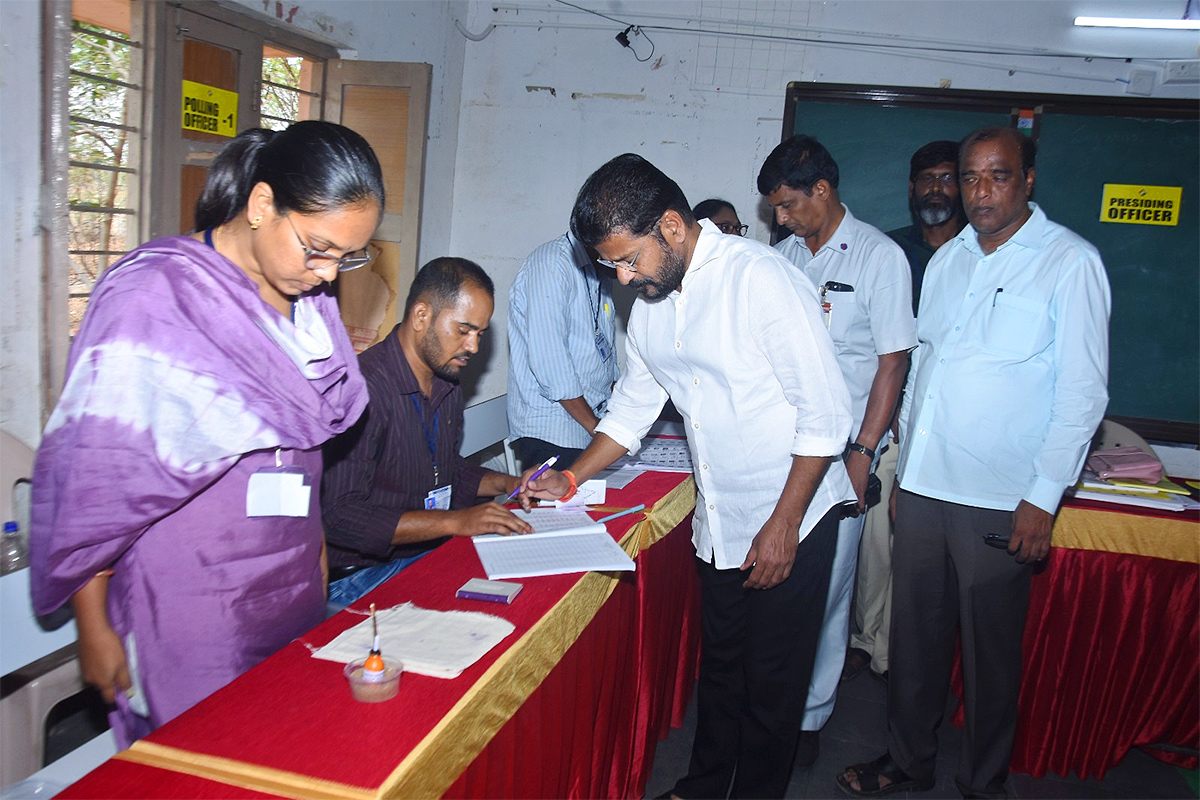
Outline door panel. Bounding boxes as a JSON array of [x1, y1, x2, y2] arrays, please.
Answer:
[[152, 7, 257, 236], [324, 61, 431, 351]]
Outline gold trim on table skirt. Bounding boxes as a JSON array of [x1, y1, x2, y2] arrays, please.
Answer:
[[125, 477, 698, 800], [1052, 504, 1198, 564]]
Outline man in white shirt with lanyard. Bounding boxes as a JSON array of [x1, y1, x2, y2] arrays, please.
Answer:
[[507, 231, 619, 471], [838, 127, 1110, 798], [520, 153, 854, 799], [759, 135, 916, 764]]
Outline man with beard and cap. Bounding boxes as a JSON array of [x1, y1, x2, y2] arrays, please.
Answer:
[[842, 141, 968, 685], [758, 134, 916, 765], [519, 153, 854, 798], [887, 140, 967, 315], [322, 257, 532, 608]]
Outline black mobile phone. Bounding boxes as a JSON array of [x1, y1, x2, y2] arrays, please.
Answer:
[[983, 534, 1011, 549], [865, 473, 882, 508], [824, 280, 854, 292]]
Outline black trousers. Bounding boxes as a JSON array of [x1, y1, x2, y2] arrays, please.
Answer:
[[887, 490, 1033, 797], [511, 436, 584, 473], [673, 505, 840, 799]]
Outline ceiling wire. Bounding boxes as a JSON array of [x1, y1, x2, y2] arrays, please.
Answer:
[[550, 0, 1157, 62]]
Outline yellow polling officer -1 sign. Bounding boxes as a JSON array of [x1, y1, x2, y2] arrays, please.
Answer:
[[1100, 184, 1182, 226], [181, 80, 237, 137]]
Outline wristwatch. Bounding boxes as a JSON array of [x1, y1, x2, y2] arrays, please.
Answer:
[[845, 442, 876, 461]]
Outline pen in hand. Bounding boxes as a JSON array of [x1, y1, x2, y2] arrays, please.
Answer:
[[505, 455, 559, 502]]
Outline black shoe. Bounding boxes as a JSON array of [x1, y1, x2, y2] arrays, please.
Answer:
[[842, 647, 871, 682], [796, 729, 821, 768]]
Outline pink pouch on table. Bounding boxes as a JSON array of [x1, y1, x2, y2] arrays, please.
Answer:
[[1085, 447, 1163, 483]]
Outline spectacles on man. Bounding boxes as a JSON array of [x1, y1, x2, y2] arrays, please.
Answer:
[[915, 172, 956, 189], [596, 223, 660, 273], [285, 214, 373, 272], [715, 222, 749, 236]]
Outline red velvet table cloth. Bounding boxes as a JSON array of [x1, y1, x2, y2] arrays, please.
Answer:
[[953, 494, 1199, 780], [60, 470, 700, 799]]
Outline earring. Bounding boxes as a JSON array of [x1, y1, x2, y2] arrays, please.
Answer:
[[250, 215, 263, 230]]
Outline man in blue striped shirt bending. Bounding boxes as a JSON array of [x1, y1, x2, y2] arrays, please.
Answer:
[[507, 232, 620, 470]]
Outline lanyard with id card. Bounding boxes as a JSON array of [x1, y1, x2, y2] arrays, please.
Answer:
[[246, 449, 311, 517], [410, 394, 451, 510], [585, 262, 613, 363]]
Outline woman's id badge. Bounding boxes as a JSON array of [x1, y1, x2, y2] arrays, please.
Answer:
[[247, 452, 310, 517]]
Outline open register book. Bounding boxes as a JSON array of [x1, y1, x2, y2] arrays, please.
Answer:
[[471, 508, 636, 580]]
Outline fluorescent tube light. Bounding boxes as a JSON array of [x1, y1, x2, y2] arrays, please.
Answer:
[[1074, 16, 1200, 29]]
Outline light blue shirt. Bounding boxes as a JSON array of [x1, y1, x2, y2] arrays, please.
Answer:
[[897, 203, 1111, 514], [507, 232, 619, 450]]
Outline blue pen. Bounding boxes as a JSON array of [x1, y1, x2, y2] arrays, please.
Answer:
[[596, 504, 646, 524], [506, 455, 559, 501]]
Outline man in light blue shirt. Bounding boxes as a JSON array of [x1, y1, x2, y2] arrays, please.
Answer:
[[838, 127, 1110, 799], [507, 232, 619, 470]]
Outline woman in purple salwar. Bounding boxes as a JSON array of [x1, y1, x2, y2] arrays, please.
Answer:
[[31, 121, 383, 746]]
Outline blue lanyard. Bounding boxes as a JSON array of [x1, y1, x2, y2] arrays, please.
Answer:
[[583, 263, 602, 333], [408, 394, 440, 484]]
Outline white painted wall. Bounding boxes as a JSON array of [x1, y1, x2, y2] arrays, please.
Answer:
[[0, 1, 46, 449]]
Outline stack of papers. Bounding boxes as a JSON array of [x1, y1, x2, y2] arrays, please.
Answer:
[[472, 508, 636, 579], [1073, 475, 1199, 512], [313, 603, 515, 679], [626, 437, 694, 473]]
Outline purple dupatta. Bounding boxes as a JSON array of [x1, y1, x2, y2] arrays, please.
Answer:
[[31, 235, 368, 614]]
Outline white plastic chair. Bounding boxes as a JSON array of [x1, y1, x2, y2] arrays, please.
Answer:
[[1092, 419, 1160, 461], [0, 431, 85, 786]]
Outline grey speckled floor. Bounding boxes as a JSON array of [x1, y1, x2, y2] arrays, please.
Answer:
[[642, 670, 1197, 800]]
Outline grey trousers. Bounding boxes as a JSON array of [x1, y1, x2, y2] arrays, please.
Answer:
[[887, 490, 1033, 797]]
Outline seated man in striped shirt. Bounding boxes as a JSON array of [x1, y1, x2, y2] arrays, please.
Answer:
[[321, 257, 531, 610], [507, 231, 620, 471]]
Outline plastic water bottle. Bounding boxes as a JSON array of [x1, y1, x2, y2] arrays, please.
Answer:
[[1, 521, 27, 575]]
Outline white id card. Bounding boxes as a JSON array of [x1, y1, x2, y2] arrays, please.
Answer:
[[424, 484, 452, 510], [595, 329, 612, 362], [246, 470, 311, 517]]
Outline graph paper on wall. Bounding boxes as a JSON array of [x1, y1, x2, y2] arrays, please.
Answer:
[[694, 1, 810, 92]]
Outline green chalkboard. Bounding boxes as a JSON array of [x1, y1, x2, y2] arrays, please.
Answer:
[[785, 84, 1199, 428]]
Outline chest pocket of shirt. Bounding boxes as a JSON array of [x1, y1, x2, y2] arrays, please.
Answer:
[[826, 289, 859, 344], [985, 292, 1051, 358]]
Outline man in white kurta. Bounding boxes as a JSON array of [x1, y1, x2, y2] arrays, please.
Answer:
[[522, 153, 853, 798], [759, 135, 916, 754]]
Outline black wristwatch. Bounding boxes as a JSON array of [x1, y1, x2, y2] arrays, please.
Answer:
[[845, 442, 876, 461]]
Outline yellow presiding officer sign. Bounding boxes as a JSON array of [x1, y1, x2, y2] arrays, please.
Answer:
[[1100, 184, 1182, 226], [182, 80, 237, 137]]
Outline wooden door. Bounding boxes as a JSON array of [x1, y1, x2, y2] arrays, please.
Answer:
[[323, 61, 431, 352], [152, 6, 258, 237]]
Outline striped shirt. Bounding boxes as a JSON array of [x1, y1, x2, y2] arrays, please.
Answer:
[[321, 328, 487, 569], [507, 233, 619, 450]]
